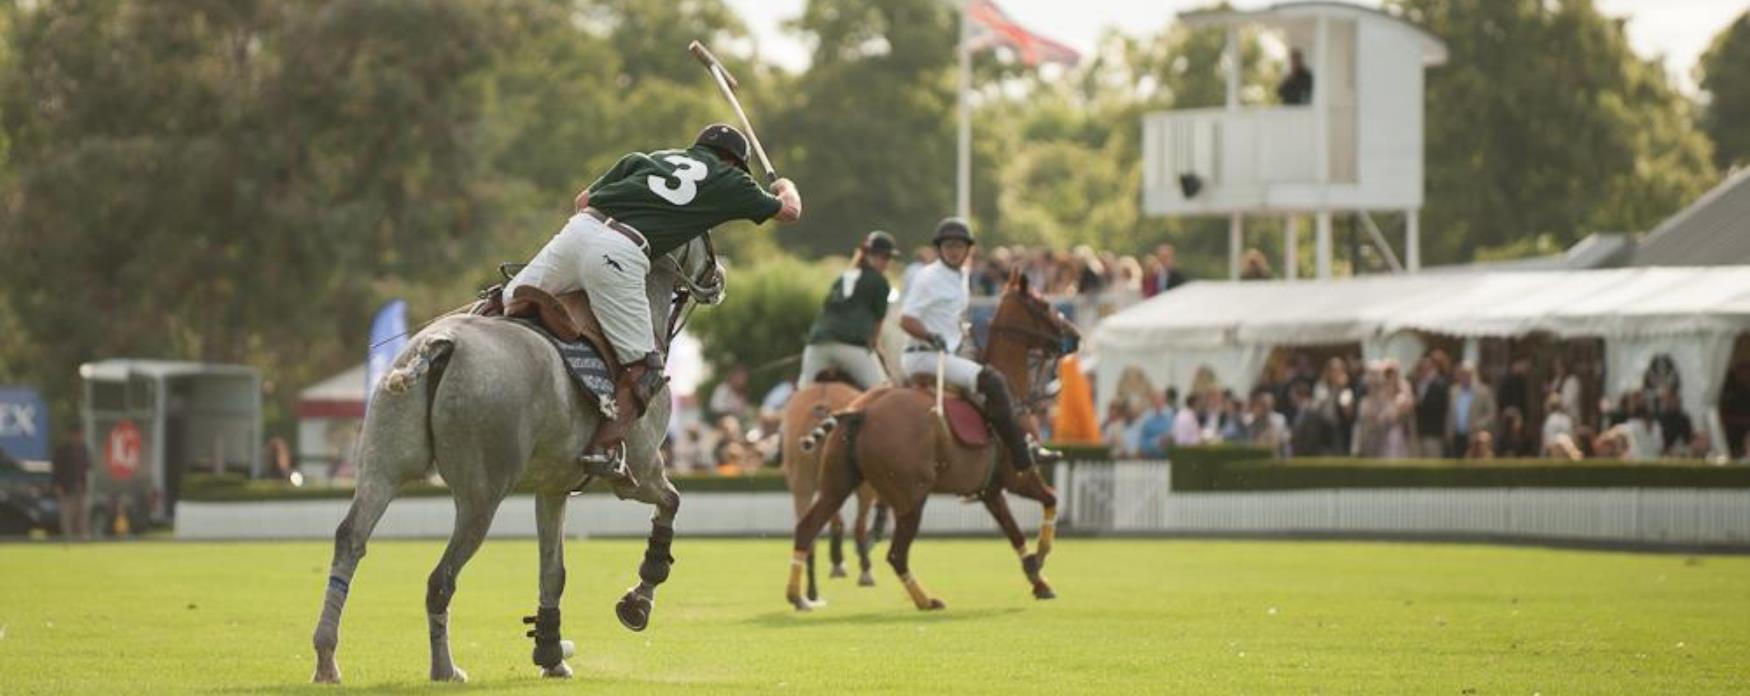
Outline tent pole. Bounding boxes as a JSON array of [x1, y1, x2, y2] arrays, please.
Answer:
[[1229, 213, 1243, 280], [1284, 214, 1299, 281], [1316, 210, 1333, 279], [1406, 208, 1421, 273]]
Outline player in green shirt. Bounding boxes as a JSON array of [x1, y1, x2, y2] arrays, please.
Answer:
[[798, 231, 896, 390], [504, 124, 802, 472]]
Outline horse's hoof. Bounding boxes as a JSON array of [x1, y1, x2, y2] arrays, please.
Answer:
[[311, 664, 341, 685], [1034, 586, 1057, 600], [787, 591, 815, 612], [540, 661, 574, 679], [616, 590, 652, 632], [922, 598, 947, 611], [432, 665, 468, 683], [857, 571, 876, 588], [532, 638, 571, 670], [830, 564, 848, 579]]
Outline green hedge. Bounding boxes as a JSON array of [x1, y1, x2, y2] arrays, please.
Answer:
[[181, 470, 789, 503], [1158, 457, 1750, 491], [1049, 444, 1274, 466]]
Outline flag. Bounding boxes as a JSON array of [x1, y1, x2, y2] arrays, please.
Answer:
[[0, 387, 48, 466], [965, 0, 1080, 68], [365, 299, 408, 409]]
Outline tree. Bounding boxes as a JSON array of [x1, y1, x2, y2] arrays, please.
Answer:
[[1392, 0, 1716, 262], [768, 0, 960, 256], [687, 255, 837, 403], [0, 0, 784, 431], [1697, 10, 1750, 170], [0, 1, 576, 426]]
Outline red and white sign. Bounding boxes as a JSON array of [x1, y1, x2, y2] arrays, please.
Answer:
[[105, 419, 143, 481]]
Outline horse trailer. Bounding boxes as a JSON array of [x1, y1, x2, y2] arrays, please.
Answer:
[[79, 359, 261, 532]]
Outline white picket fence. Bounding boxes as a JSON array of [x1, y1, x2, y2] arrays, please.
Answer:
[[174, 461, 1749, 548], [175, 491, 1040, 541]]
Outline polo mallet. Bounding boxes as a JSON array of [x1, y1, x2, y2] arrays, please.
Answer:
[[688, 40, 778, 184]]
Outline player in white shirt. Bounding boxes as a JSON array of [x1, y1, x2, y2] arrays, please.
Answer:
[[898, 218, 1042, 472]]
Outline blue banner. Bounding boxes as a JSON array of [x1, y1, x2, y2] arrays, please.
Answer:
[[0, 387, 49, 463], [365, 300, 409, 411]]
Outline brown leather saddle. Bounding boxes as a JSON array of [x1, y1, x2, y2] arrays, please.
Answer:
[[906, 376, 991, 448], [493, 285, 622, 374], [942, 396, 991, 448], [810, 368, 850, 385]]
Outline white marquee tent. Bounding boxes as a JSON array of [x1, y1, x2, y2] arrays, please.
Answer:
[[1092, 267, 1750, 450]]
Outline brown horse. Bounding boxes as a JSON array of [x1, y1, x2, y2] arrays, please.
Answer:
[[786, 271, 1077, 611], [780, 379, 885, 608]]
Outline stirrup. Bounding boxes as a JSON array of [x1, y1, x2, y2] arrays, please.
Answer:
[[577, 443, 638, 487]]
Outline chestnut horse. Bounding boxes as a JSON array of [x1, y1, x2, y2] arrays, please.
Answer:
[[781, 379, 885, 608], [786, 271, 1077, 610]]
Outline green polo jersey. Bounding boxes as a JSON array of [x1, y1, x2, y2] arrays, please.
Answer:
[[586, 146, 783, 256], [806, 263, 891, 347]]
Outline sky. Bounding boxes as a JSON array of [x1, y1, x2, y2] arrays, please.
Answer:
[[726, 0, 1747, 94]]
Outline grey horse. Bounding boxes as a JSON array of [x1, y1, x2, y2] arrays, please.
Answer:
[[311, 237, 722, 683]]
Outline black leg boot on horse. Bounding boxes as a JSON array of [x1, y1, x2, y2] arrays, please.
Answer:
[[616, 522, 674, 631], [523, 607, 574, 674], [976, 369, 1038, 473], [577, 353, 666, 489]]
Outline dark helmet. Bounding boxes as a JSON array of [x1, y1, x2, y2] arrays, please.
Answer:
[[862, 230, 897, 256], [931, 217, 975, 246], [694, 123, 750, 172]]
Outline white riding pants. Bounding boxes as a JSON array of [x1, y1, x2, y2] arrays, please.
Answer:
[[798, 342, 888, 390], [504, 214, 654, 363], [900, 350, 983, 392]]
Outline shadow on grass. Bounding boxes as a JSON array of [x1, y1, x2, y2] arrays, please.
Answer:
[[741, 605, 1026, 628], [216, 681, 529, 695], [215, 672, 742, 695]]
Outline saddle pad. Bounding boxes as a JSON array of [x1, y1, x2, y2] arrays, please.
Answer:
[[509, 318, 615, 417], [943, 396, 991, 448]]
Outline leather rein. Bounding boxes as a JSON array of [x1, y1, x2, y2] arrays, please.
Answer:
[[979, 295, 1071, 412]]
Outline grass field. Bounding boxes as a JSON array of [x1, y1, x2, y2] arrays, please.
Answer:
[[1, 537, 1747, 694]]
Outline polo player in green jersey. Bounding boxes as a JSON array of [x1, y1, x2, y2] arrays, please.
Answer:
[[505, 124, 802, 474], [798, 231, 898, 390]]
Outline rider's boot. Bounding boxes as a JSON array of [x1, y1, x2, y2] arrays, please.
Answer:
[[1030, 436, 1064, 465], [577, 353, 666, 489], [975, 368, 1035, 472]]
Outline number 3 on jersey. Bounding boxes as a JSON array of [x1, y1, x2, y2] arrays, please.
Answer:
[[647, 155, 707, 206]]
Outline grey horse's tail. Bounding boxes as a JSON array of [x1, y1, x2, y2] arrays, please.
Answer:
[[798, 413, 842, 453], [383, 328, 456, 395]]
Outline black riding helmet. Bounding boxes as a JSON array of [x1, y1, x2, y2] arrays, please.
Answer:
[[694, 123, 751, 172], [932, 217, 975, 246], [862, 230, 898, 257]]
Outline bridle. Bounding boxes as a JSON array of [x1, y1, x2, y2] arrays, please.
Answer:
[[658, 234, 726, 346], [982, 292, 1076, 412]]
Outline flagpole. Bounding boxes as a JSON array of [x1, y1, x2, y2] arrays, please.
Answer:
[[956, 0, 972, 220]]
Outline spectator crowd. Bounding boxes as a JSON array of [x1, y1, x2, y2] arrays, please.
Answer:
[[904, 242, 1190, 300], [1102, 349, 1721, 462]]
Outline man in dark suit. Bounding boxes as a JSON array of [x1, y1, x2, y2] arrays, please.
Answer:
[[1143, 243, 1189, 297], [1413, 356, 1450, 458], [1277, 49, 1313, 105], [52, 426, 89, 539]]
